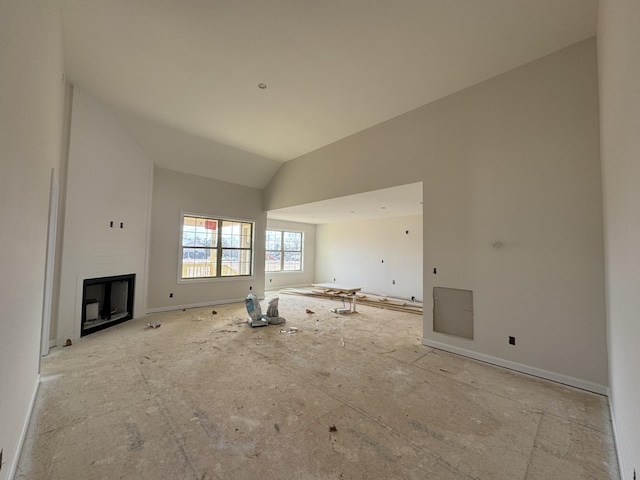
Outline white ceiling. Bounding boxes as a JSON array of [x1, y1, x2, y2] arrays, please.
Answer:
[[268, 182, 423, 224], [60, 1, 597, 220]]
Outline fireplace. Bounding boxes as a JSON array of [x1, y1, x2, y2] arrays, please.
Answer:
[[82, 274, 135, 336]]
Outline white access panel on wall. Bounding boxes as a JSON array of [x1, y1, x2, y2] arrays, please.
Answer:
[[433, 287, 473, 340]]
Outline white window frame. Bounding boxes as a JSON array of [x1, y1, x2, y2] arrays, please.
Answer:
[[179, 212, 255, 283], [265, 230, 304, 273]]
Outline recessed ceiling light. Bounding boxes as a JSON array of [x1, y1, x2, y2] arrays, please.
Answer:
[[258, 83, 267, 89]]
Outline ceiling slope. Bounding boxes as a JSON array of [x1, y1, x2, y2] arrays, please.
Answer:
[[61, 0, 597, 187], [113, 109, 281, 189]]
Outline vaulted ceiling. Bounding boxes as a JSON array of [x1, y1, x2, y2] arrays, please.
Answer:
[[61, 0, 597, 192]]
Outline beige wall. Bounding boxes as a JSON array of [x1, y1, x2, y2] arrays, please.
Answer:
[[147, 168, 266, 311], [315, 215, 423, 301], [57, 88, 154, 342], [598, 0, 640, 476], [265, 39, 608, 391], [265, 219, 316, 290], [0, 1, 65, 478]]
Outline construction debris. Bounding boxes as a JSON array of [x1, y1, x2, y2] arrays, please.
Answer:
[[285, 287, 423, 315], [146, 321, 161, 329], [266, 297, 286, 324], [64, 338, 72, 347], [279, 327, 299, 335], [245, 294, 268, 327], [331, 307, 351, 314], [246, 294, 286, 327], [305, 309, 315, 314], [266, 297, 279, 317]]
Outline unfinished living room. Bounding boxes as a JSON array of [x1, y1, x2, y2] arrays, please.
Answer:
[[2, 1, 639, 479]]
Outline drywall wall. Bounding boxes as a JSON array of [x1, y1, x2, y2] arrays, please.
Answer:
[[265, 38, 608, 390], [57, 88, 153, 342], [598, 0, 640, 476], [315, 215, 423, 301], [265, 219, 316, 289], [147, 167, 266, 311], [0, 2, 65, 478]]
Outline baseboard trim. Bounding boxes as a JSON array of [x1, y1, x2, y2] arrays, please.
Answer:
[[421, 338, 608, 395], [8, 374, 40, 480], [608, 397, 625, 479], [146, 296, 257, 315], [266, 283, 312, 291]]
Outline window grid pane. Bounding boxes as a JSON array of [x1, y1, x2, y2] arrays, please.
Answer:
[[221, 248, 252, 277], [265, 231, 280, 250], [283, 251, 301, 271], [265, 250, 282, 272], [182, 247, 217, 278], [183, 216, 217, 248], [283, 232, 302, 252]]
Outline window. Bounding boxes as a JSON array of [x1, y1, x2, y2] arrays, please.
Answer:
[[181, 214, 253, 279], [265, 230, 303, 272]]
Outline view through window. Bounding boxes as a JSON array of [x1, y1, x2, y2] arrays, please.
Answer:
[[265, 230, 303, 272], [181, 215, 253, 279]]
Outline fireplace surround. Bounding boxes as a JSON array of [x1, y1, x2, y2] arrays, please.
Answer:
[[81, 273, 135, 336]]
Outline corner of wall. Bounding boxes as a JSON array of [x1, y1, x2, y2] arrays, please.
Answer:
[[6, 376, 40, 480]]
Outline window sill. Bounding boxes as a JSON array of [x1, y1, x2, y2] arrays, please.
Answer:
[[178, 275, 256, 285], [265, 270, 305, 275]]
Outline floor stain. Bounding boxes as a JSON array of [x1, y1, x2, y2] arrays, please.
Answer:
[[126, 421, 145, 451]]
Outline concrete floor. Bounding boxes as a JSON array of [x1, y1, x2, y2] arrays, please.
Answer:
[[17, 293, 619, 479]]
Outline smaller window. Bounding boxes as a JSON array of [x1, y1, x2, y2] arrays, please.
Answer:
[[265, 230, 302, 272]]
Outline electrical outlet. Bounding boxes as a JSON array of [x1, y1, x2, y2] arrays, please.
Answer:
[[169, 293, 173, 298], [411, 296, 415, 302], [249, 286, 252, 290], [392, 280, 396, 285], [509, 336, 516, 345]]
